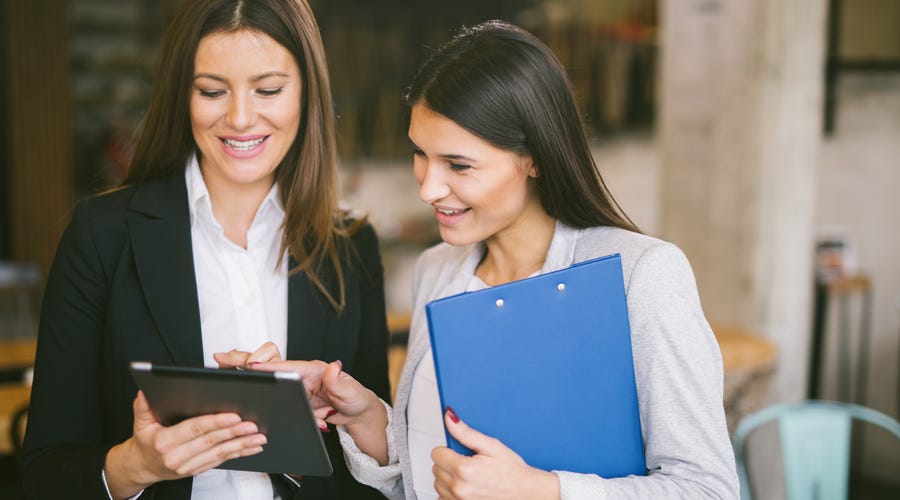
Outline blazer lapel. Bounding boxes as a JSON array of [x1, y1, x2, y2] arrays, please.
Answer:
[[127, 174, 204, 367]]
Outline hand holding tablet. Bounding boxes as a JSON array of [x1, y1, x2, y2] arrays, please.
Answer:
[[130, 362, 333, 476]]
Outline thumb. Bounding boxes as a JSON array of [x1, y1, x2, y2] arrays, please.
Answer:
[[132, 391, 160, 431], [444, 407, 509, 457], [322, 360, 353, 401]]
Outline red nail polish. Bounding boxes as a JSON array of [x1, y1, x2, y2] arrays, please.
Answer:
[[446, 406, 460, 423], [319, 425, 330, 432], [326, 409, 338, 418]]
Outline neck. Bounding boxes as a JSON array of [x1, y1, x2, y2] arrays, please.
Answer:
[[476, 210, 557, 286], [202, 171, 274, 249]]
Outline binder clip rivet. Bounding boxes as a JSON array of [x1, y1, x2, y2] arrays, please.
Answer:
[[557, 283, 566, 292], [495, 299, 504, 308]]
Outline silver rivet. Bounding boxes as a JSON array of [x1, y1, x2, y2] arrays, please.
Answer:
[[557, 283, 566, 291], [495, 299, 504, 308]]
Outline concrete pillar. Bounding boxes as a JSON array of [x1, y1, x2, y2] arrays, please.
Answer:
[[659, 0, 827, 404]]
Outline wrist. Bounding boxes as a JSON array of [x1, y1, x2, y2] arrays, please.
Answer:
[[529, 469, 560, 500], [105, 439, 153, 499], [342, 390, 390, 465], [345, 390, 385, 434]]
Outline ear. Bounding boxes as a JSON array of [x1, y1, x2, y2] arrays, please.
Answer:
[[521, 155, 538, 178]]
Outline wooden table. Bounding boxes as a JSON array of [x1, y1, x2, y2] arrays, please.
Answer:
[[0, 337, 36, 454], [712, 324, 778, 434]]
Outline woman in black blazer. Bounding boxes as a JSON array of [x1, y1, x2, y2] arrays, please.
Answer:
[[21, 1, 390, 498]]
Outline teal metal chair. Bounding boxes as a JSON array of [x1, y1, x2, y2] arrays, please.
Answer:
[[732, 400, 900, 500]]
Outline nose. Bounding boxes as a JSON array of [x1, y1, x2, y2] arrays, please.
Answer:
[[226, 92, 254, 130], [416, 162, 451, 204]]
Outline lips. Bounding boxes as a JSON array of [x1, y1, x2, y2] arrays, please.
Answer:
[[434, 206, 470, 226]]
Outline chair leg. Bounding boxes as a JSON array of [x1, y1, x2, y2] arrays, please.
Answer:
[[10, 404, 28, 462]]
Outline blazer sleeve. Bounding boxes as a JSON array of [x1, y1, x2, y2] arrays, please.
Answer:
[[21, 201, 118, 498]]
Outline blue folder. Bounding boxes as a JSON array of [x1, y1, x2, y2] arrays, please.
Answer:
[[426, 253, 646, 477]]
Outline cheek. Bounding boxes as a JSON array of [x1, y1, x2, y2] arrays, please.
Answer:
[[273, 101, 302, 131], [497, 171, 530, 199], [189, 99, 218, 131], [488, 174, 533, 214]]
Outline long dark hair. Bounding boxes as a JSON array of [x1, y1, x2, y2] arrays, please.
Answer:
[[404, 20, 639, 233], [125, 0, 355, 311]]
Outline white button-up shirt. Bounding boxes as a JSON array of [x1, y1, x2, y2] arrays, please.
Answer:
[[187, 156, 288, 499]]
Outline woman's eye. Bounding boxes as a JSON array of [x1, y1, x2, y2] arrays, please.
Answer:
[[412, 148, 425, 158], [198, 89, 226, 98], [449, 163, 471, 172], [257, 88, 284, 97]]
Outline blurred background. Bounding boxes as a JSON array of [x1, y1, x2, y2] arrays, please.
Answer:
[[1, 0, 898, 498]]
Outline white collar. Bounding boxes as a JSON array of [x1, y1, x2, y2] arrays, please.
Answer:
[[184, 154, 285, 231]]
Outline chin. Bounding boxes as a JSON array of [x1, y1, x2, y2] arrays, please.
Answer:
[[438, 227, 480, 247]]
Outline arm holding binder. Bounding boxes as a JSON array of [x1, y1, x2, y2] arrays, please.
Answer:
[[426, 239, 737, 499]]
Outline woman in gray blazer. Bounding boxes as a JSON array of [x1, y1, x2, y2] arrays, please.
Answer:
[[247, 20, 739, 499]]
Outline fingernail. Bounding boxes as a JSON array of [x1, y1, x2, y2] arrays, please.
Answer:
[[336, 359, 343, 371], [247, 362, 260, 366], [319, 425, 330, 432], [326, 409, 338, 418], [446, 406, 460, 423]]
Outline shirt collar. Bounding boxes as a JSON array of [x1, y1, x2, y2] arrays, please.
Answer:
[[184, 154, 285, 230]]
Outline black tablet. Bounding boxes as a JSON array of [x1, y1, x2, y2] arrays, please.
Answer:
[[129, 361, 332, 476]]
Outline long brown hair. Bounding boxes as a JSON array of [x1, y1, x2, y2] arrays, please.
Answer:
[[125, 0, 356, 311], [404, 20, 639, 233]]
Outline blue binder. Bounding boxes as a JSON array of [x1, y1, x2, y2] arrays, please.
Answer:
[[426, 254, 646, 477]]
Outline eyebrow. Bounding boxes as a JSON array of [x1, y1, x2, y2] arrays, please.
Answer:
[[193, 71, 291, 83], [408, 139, 476, 163]]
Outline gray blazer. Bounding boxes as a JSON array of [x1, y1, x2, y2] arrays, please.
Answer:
[[339, 222, 740, 499]]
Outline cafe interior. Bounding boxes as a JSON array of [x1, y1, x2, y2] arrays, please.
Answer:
[[1, 0, 898, 498]]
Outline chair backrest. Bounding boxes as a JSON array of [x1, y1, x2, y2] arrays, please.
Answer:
[[732, 400, 900, 500]]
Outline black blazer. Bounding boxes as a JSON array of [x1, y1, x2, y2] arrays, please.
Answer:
[[22, 172, 391, 499]]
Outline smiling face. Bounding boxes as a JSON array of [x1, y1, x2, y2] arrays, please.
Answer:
[[190, 29, 302, 194], [409, 103, 546, 247]]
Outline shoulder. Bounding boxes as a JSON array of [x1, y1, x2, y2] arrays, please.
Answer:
[[63, 184, 141, 248], [62, 173, 187, 258], [75, 171, 187, 224], [341, 214, 382, 261], [573, 226, 694, 289]]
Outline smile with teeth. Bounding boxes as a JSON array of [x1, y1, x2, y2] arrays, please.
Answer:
[[221, 136, 267, 151], [437, 208, 468, 216]]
